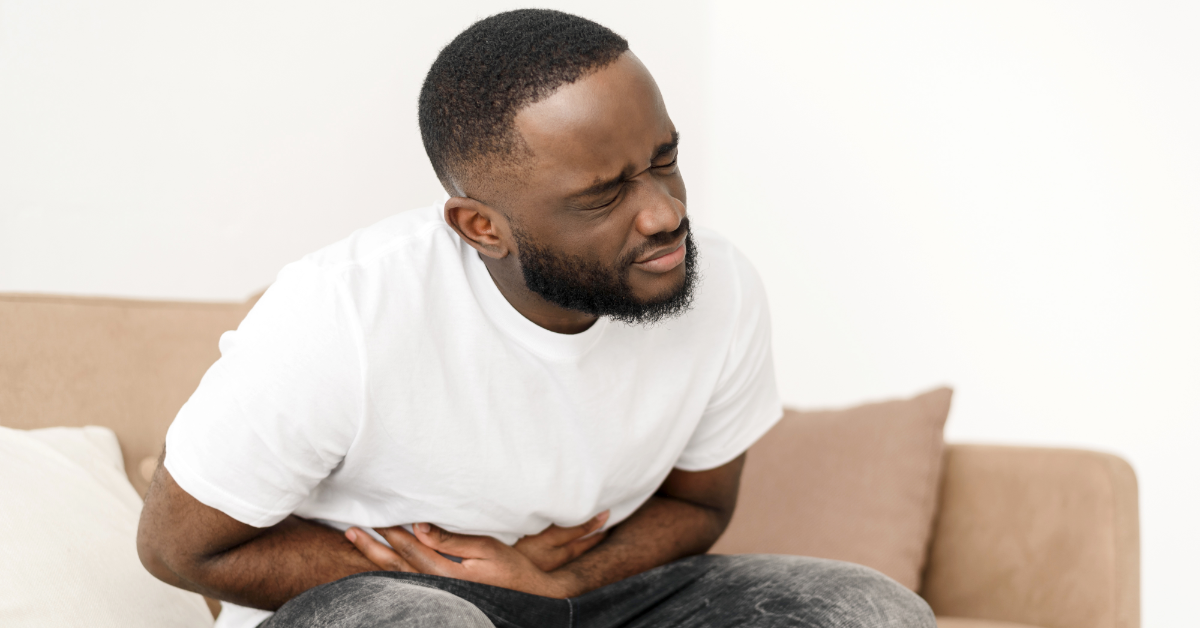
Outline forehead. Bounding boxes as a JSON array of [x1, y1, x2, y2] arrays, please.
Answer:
[[512, 53, 674, 195]]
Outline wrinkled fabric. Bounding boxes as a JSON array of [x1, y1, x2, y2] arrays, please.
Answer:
[[263, 554, 935, 628]]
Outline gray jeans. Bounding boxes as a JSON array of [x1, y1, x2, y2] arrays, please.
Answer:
[[262, 554, 935, 628]]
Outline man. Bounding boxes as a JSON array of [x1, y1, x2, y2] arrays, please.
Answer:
[[138, 9, 934, 628]]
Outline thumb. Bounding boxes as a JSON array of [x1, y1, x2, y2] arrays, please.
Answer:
[[532, 511, 611, 548], [412, 523, 499, 559]]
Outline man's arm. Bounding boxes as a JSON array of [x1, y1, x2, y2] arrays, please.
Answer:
[[555, 453, 744, 594], [137, 453, 612, 609], [136, 455, 379, 611], [348, 453, 745, 597]]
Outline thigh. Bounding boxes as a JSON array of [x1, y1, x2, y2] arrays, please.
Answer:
[[262, 573, 495, 628], [263, 571, 571, 628], [613, 555, 936, 628]]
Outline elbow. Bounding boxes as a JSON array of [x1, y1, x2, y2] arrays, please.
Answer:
[[136, 486, 205, 590], [136, 507, 181, 585], [700, 507, 734, 552]]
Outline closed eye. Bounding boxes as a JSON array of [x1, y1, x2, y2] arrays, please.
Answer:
[[585, 189, 623, 210], [653, 144, 680, 170]]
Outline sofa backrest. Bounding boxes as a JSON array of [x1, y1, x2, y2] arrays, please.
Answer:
[[0, 293, 257, 495], [921, 444, 1141, 628]]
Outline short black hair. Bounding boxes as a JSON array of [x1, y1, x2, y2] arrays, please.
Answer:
[[418, 9, 629, 189]]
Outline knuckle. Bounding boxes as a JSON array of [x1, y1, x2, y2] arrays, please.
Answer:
[[396, 543, 421, 562]]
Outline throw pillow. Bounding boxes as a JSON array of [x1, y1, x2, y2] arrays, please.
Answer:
[[0, 425, 214, 627], [709, 387, 953, 591]]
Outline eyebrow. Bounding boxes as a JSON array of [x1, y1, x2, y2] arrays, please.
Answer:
[[567, 131, 680, 200]]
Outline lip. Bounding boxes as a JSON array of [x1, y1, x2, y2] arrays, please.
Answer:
[[633, 239, 687, 273]]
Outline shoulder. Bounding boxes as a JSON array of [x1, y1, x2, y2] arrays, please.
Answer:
[[247, 202, 461, 324], [297, 203, 456, 273]]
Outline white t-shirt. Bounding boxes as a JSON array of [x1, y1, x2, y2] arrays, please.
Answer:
[[165, 203, 782, 628]]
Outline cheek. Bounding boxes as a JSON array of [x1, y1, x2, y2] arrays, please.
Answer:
[[559, 226, 628, 267]]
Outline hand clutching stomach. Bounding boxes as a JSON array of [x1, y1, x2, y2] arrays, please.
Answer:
[[344, 510, 609, 599]]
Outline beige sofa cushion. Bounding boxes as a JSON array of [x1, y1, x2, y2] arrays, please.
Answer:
[[0, 425, 213, 627], [922, 445, 1140, 628], [0, 293, 255, 495], [710, 387, 952, 591]]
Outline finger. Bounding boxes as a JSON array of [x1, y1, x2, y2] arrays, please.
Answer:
[[585, 510, 610, 533], [563, 529, 607, 560], [345, 527, 415, 572], [374, 526, 462, 577], [532, 511, 611, 547], [411, 523, 500, 560]]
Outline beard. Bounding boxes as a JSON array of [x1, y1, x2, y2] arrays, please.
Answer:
[[512, 218, 699, 326]]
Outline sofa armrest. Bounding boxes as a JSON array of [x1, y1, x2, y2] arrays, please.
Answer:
[[920, 444, 1139, 628]]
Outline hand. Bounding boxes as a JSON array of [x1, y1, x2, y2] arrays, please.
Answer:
[[345, 523, 583, 598], [514, 511, 609, 572]]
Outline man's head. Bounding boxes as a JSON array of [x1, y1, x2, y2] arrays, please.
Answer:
[[420, 9, 695, 327]]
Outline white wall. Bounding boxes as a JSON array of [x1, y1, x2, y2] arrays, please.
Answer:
[[2, 1, 1195, 624], [0, 0, 709, 300], [705, 3, 1200, 625]]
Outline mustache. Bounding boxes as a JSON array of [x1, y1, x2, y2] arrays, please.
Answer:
[[624, 216, 690, 266]]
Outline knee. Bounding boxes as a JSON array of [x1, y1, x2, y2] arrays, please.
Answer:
[[718, 555, 936, 628], [815, 560, 934, 628], [269, 575, 495, 628], [395, 585, 495, 628]]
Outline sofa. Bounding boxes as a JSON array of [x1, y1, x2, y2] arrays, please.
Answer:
[[0, 292, 1140, 628]]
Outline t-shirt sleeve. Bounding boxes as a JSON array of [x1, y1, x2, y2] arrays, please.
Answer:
[[674, 247, 783, 471], [164, 260, 363, 527]]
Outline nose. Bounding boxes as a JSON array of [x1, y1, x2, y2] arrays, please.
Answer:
[[633, 176, 685, 237]]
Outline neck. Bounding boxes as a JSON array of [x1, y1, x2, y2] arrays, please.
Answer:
[[479, 253, 598, 335]]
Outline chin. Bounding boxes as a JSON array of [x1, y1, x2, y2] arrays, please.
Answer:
[[629, 267, 687, 303]]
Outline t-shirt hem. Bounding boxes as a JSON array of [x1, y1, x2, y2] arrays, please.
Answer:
[[672, 403, 785, 472], [163, 452, 291, 528]]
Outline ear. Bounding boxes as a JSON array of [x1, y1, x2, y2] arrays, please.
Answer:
[[444, 196, 511, 260]]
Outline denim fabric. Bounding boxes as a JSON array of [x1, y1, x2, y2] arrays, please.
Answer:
[[263, 554, 935, 628]]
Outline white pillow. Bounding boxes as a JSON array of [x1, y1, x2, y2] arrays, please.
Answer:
[[0, 426, 214, 627]]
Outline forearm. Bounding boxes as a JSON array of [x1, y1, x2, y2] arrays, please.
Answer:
[[197, 516, 380, 609], [155, 515, 378, 610], [138, 460, 381, 611], [553, 493, 729, 596]]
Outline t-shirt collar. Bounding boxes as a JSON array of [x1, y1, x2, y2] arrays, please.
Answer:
[[462, 241, 610, 361]]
